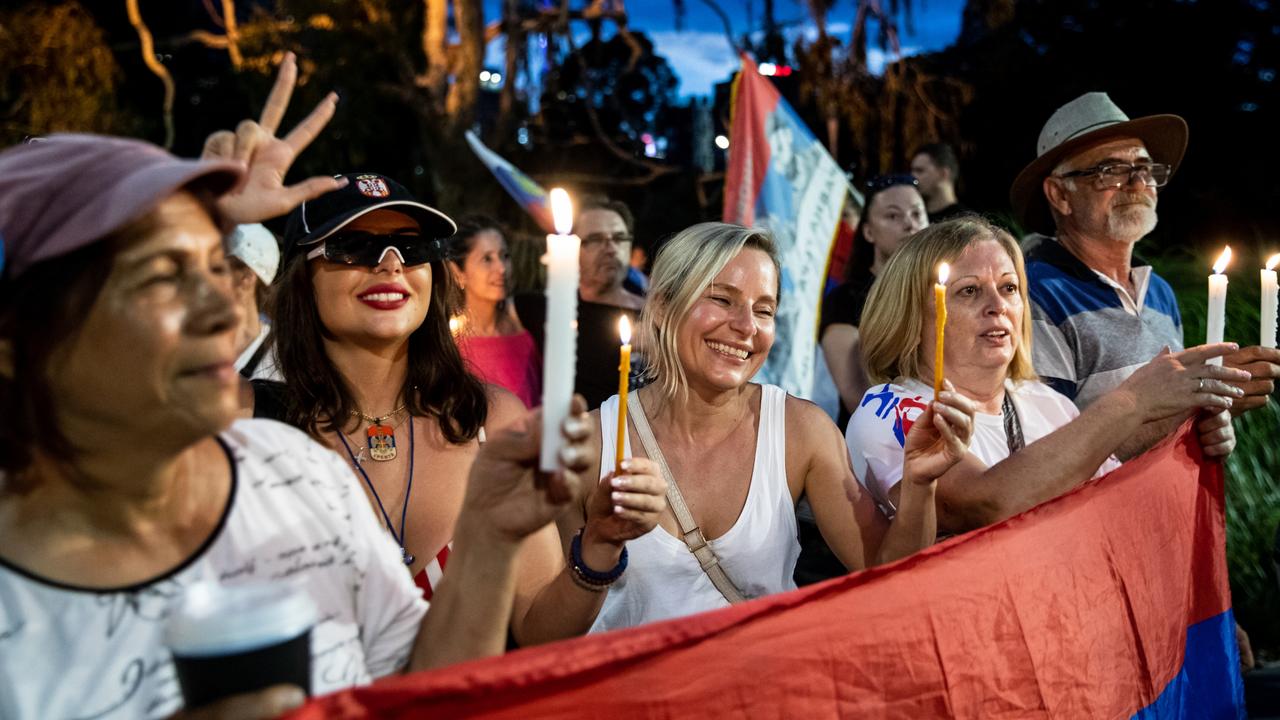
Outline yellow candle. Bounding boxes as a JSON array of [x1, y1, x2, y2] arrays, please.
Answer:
[[933, 262, 950, 397], [615, 316, 632, 472]]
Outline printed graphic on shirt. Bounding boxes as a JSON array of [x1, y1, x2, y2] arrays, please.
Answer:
[[860, 383, 928, 447]]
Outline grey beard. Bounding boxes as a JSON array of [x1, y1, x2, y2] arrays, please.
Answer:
[[1108, 205, 1158, 242]]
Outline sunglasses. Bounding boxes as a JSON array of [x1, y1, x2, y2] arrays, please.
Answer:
[[865, 174, 919, 193], [305, 231, 443, 267]]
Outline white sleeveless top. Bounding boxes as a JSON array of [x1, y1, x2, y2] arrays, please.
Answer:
[[590, 384, 800, 633]]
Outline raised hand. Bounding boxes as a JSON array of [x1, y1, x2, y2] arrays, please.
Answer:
[[902, 382, 975, 485], [201, 52, 347, 226], [1117, 343, 1249, 422], [458, 396, 591, 544], [583, 457, 667, 548]]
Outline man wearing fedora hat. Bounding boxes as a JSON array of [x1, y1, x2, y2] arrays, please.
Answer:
[[1014, 91, 1276, 675], [1012, 92, 1279, 463]]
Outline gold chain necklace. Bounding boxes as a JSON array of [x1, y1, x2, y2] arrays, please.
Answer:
[[348, 402, 408, 462]]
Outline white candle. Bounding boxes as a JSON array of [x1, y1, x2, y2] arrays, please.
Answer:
[[1263, 253, 1279, 349], [1206, 246, 1231, 366], [540, 188, 580, 472]]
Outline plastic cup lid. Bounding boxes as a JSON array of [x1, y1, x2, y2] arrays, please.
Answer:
[[165, 581, 319, 657]]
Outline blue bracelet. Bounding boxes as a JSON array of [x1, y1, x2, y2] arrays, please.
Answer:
[[570, 527, 628, 584]]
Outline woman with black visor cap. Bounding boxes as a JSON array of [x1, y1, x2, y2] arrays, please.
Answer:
[[252, 175, 667, 647]]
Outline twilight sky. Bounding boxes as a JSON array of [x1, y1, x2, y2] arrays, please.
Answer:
[[482, 0, 967, 97]]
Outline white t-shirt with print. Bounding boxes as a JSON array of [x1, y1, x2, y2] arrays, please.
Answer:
[[844, 377, 1122, 516], [0, 419, 428, 720]]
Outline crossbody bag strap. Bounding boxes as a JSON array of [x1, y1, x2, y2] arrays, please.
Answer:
[[627, 391, 747, 604]]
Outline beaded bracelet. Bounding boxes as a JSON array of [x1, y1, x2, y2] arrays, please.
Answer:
[[570, 527, 628, 587], [568, 568, 609, 593]]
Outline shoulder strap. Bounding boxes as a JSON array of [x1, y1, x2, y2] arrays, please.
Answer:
[[239, 340, 271, 380], [627, 391, 747, 604]]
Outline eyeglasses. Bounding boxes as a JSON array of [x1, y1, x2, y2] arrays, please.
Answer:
[[1054, 162, 1172, 190], [865, 174, 919, 193], [581, 231, 633, 247], [305, 231, 442, 267]]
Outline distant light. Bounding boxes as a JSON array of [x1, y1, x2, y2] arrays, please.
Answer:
[[517, 127, 530, 145], [758, 62, 777, 76], [479, 70, 491, 82], [774, 65, 793, 77], [715, 135, 730, 150], [644, 141, 658, 158], [491, 73, 502, 84], [640, 132, 654, 144]]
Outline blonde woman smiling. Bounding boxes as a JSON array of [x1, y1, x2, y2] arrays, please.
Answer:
[[564, 222, 977, 632]]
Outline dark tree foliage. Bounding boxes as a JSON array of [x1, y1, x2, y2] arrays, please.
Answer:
[[537, 29, 681, 168], [938, 0, 1280, 247]]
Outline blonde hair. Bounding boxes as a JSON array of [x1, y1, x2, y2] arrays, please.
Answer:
[[638, 222, 780, 404], [860, 216, 1036, 384]]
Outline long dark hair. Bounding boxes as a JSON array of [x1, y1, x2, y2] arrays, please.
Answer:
[[269, 250, 487, 444], [445, 214, 506, 313]]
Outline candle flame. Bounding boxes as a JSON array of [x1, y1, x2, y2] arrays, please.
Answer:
[[1267, 253, 1280, 271], [618, 315, 632, 345], [550, 188, 573, 235], [937, 262, 950, 284], [1212, 246, 1232, 275]]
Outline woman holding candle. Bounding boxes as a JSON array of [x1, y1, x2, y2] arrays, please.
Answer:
[[253, 176, 662, 648], [0, 86, 601, 717], [445, 215, 541, 408], [564, 222, 976, 632], [846, 217, 1248, 534]]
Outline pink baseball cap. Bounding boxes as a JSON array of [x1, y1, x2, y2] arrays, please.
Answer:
[[0, 134, 244, 280]]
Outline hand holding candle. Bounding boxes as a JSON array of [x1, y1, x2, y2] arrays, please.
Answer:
[[615, 316, 632, 472], [1206, 246, 1231, 366], [540, 188, 581, 472], [1262, 253, 1279, 349], [933, 262, 950, 397]]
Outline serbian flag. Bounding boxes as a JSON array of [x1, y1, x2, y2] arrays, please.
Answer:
[[293, 423, 1244, 718], [464, 130, 555, 232], [723, 53, 849, 400]]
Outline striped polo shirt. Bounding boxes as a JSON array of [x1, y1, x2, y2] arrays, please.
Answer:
[[1023, 234, 1183, 408]]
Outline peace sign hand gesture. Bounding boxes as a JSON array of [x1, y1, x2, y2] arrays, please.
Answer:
[[201, 52, 347, 226]]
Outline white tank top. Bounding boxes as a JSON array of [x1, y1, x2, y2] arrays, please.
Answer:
[[590, 384, 800, 633]]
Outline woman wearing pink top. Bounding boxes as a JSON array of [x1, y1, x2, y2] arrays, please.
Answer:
[[448, 217, 541, 408]]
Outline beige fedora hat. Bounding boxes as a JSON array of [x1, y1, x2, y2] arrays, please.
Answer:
[[1009, 92, 1188, 234]]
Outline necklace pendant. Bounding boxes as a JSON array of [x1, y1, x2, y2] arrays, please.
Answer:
[[402, 548, 415, 566], [367, 423, 397, 462]]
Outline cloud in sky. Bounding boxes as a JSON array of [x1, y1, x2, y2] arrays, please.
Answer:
[[648, 30, 740, 97]]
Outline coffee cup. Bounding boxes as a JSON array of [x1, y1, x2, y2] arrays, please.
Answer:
[[165, 581, 318, 710]]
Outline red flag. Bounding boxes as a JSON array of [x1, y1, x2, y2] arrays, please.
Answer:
[[293, 423, 1242, 718]]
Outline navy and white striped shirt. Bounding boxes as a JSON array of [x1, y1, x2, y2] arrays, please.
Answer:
[[1023, 235, 1183, 408]]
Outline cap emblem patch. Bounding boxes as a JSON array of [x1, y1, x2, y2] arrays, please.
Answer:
[[355, 175, 390, 198]]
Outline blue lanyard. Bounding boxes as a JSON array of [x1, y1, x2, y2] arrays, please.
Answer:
[[336, 416, 416, 566]]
